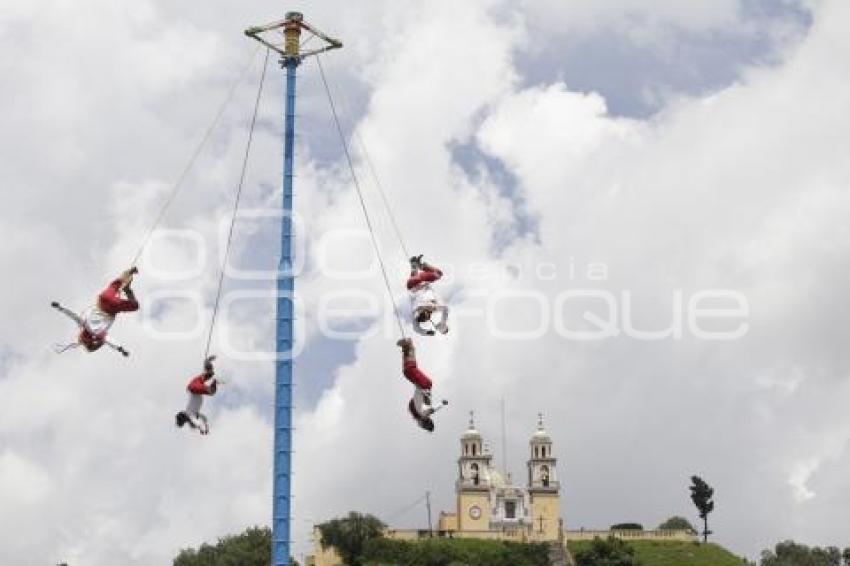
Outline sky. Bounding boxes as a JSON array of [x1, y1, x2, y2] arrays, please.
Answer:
[[2, 0, 849, 563]]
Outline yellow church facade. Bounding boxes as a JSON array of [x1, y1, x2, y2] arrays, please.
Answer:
[[434, 413, 562, 543], [306, 414, 563, 566], [306, 411, 699, 565]]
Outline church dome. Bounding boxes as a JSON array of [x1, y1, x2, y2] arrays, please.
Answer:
[[532, 430, 551, 442], [462, 427, 482, 440], [530, 413, 551, 443], [461, 412, 482, 440]]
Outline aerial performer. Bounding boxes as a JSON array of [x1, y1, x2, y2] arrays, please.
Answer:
[[407, 255, 449, 336], [397, 337, 447, 432], [51, 267, 140, 357], [175, 355, 221, 435]]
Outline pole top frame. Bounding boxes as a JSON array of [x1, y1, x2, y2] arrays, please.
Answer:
[[245, 12, 342, 65]]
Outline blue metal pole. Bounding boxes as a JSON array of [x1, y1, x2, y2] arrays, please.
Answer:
[[273, 56, 298, 566]]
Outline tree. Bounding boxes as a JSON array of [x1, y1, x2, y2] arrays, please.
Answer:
[[574, 536, 639, 566], [172, 526, 293, 566], [842, 547, 850, 566], [689, 475, 715, 543], [658, 516, 697, 532], [317, 511, 386, 566], [760, 540, 841, 566]]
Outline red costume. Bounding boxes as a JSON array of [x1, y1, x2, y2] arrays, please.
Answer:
[[406, 265, 443, 290], [403, 358, 434, 422], [187, 375, 217, 396], [78, 329, 107, 351], [52, 272, 138, 356], [403, 359, 433, 390], [98, 278, 140, 315]]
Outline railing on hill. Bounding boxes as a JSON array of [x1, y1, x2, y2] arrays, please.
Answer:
[[564, 529, 696, 542]]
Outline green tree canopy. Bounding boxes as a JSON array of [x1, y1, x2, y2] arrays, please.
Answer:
[[658, 516, 697, 532], [172, 526, 297, 566], [689, 475, 715, 542], [574, 536, 639, 566], [318, 511, 386, 566], [760, 540, 841, 566]]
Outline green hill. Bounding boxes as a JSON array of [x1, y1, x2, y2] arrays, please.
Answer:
[[567, 539, 745, 566], [363, 537, 551, 566]]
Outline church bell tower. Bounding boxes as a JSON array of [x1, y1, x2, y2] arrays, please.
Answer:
[[456, 412, 492, 531], [527, 413, 561, 540]]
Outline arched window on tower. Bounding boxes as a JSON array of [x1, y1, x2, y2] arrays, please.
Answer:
[[534, 446, 538, 458], [472, 444, 477, 456], [471, 463, 480, 486], [542, 446, 546, 458], [540, 465, 550, 488]]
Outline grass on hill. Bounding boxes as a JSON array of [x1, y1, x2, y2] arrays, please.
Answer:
[[363, 537, 550, 566], [567, 539, 745, 566]]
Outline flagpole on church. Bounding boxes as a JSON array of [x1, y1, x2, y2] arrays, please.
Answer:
[[501, 397, 508, 477], [426, 491, 433, 537]]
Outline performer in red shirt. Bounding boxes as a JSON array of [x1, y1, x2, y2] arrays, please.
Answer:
[[406, 256, 448, 336], [397, 338, 447, 432], [51, 267, 139, 356], [175, 356, 220, 435]]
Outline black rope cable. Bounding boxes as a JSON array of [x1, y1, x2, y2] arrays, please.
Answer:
[[386, 492, 429, 522], [204, 48, 271, 358], [317, 60, 411, 259], [130, 45, 261, 267], [316, 55, 407, 338], [356, 129, 411, 260]]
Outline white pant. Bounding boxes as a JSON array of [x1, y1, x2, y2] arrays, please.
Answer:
[[54, 304, 124, 352], [411, 285, 449, 332], [184, 394, 208, 432], [412, 387, 434, 418], [81, 307, 115, 336], [410, 285, 439, 312]]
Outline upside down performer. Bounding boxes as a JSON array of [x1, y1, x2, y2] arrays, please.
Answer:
[[397, 337, 447, 432], [51, 267, 140, 357], [407, 255, 448, 336], [175, 355, 220, 435]]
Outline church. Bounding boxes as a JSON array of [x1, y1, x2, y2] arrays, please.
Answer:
[[434, 412, 562, 542], [307, 414, 563, 566], [307, 409, 700, 565]]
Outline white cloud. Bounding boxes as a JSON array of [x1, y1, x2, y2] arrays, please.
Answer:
[[789, 458, 819, 502], [517, 0, 741, 37], [294, 0, 850, 559], [2, 0, 849, 564]]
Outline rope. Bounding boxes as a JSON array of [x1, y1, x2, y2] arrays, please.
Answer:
[[386, 492, 429, 523], [204, 48, 270, 358], [356, 131, 411, 260], [316, 55, 407, 338], [329, 81, 411, 259], [53, 342, 80, 354], [130, 45, 261, 267]]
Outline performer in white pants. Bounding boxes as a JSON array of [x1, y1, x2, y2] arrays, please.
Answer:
[[397, 338, 447, 432], [51, 268, 138, 356], [51, 303, 129, 356], [406, 256, 449, 336], [175, 356, 219, 435]]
